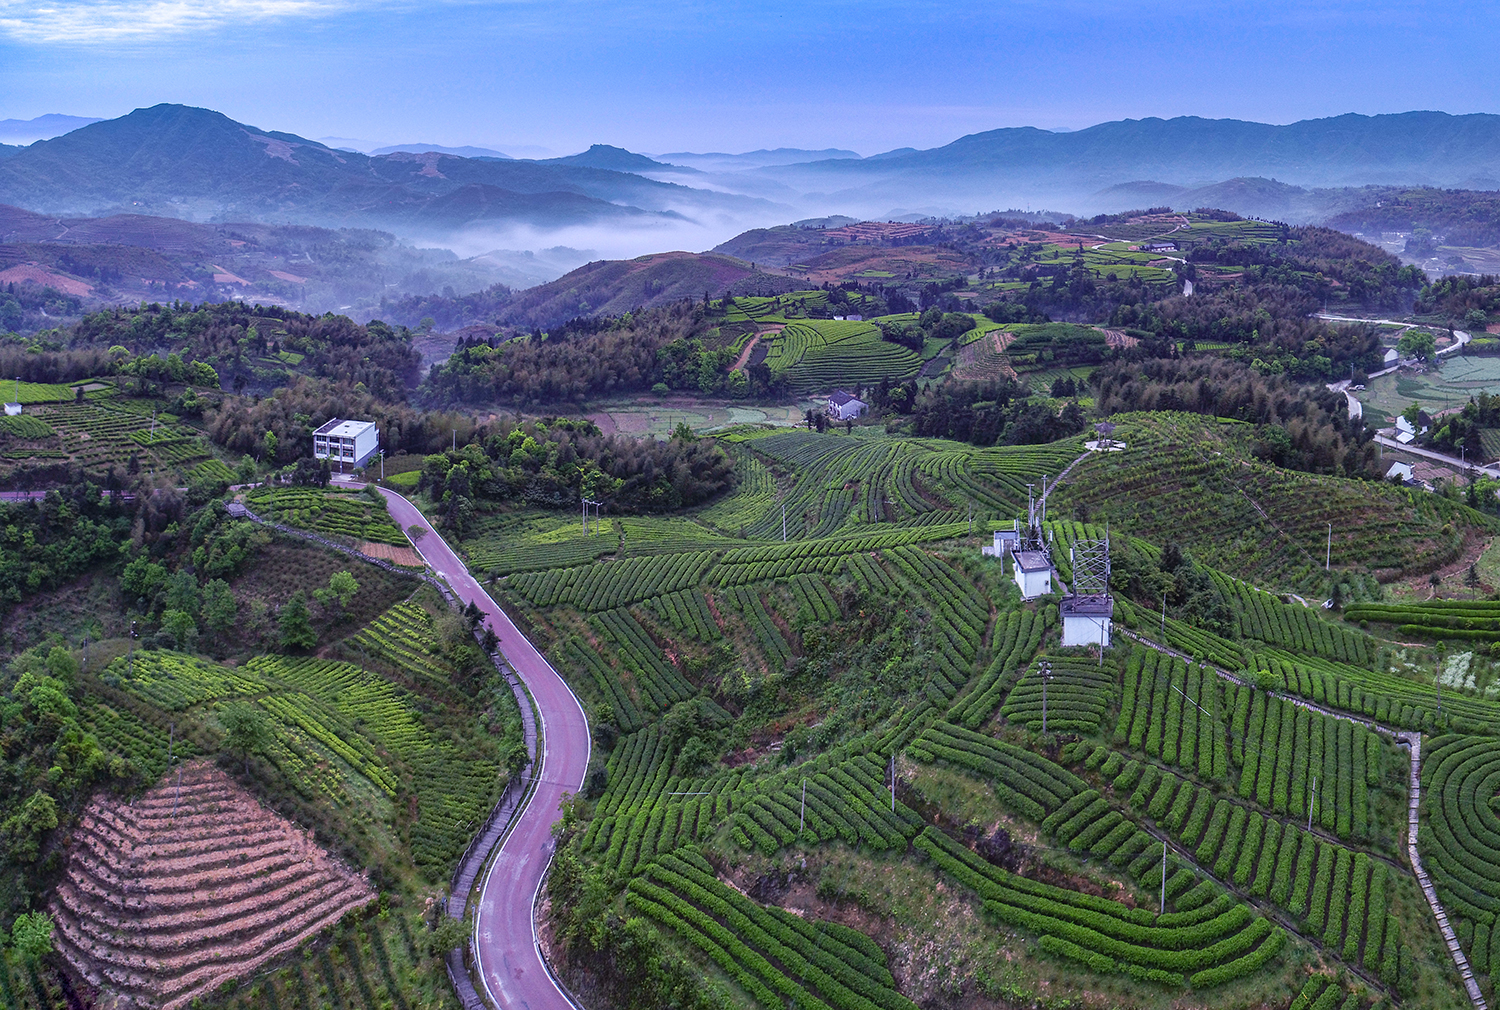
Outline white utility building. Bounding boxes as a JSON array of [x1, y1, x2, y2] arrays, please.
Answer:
[[313, 418, 380, 467], [3, 403, 19, 417], [1013, 550, 1053, 599], [1061, 594, 1113, 648], [982, 524, 1020, 559]]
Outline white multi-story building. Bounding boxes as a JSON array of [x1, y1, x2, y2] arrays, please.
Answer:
[[312, 419, 380, 468]]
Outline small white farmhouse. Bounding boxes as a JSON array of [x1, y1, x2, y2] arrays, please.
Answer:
[[1386, 461, 1415, 483], [1383, 347, 1400, 366], [3, 403, 19, 417], [1013, 550, 1053, 599], [313, 418, 380, 467], [827, 390, 867, 421]]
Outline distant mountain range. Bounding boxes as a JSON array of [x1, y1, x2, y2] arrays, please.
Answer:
[[0, 105, 782, 240], [654, 148, 862, 171], [370, 143, 513, 159], [7, 104, 1500, 294], [746, 111, 1500, 216], [0, 114, 103, 146]]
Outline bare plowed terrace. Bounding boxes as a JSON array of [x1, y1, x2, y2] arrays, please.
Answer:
[[51, 760, 374, 1009]]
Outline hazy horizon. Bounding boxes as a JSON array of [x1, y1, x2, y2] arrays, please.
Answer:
[[2, 1, 1496, 156]]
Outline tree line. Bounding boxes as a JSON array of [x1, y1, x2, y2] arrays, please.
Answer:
[[1090, 357, 1379, 477], [417, 417, 734, 534]]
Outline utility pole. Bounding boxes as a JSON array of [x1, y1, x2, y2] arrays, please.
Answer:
[[1326, 522, 1331, 571], [1160, 843, 1167, 912], [1040, 661, 1054, 735], [800, 779, 807, 837], [452, 428, 457, 452], [1308, 775, 1318, 831], [1160, 593, 1167, 635], [781, 499, 787, 543], [128, 620, 137, 678], [889, 754, 895, 812]]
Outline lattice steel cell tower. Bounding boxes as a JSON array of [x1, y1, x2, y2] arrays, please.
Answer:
[[1012, 480, 1056, 600], [1061, 532, 1113, 648]]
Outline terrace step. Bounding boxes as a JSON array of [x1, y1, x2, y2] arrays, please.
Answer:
[[51, 760, 374, 1010]]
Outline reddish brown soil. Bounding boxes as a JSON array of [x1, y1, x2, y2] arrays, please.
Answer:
[[951, 330, 1017, 382], [0, 262, 92, 296], [360, 541, 424, 567], [51, 760, 374, 1009]]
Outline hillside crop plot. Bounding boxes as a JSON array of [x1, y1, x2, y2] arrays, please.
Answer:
[[1357, 354, 1500, 421], [1053, 413, 1488, 589], [14, 576, 523, 1010], [244, 486, 410, 545], [586, 397, 811, 438], [51, 760, 376, 1009], [462, 422, 1497, 1009], [0, 392, 219, 476], [761, 318, 924, 392]]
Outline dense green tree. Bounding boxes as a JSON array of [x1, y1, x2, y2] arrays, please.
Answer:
[[10, 911, 54, 964], [1397, 329, 1436, 360], [329, 571, 359, 609], [201, 578, 238, 635], [159, 610, 198, 650], [278, 591, 316, 650], [220, 704, 270, 775]]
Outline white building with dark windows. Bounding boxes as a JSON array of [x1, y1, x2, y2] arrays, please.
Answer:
[[313, 418, 380, 467], [826, 390, 867, 421]]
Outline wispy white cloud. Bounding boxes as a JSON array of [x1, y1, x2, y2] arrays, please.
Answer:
[[0, 0, 354, 43]]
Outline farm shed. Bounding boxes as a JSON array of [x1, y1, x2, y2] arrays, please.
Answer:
[[1060, 593, 1113, 648], [1013, 550, 1053, 599], [826, 390, 867, 421], [3, 402, 18, 416], [313, 418, 380, 467], [1385, 461, 1415, 483]]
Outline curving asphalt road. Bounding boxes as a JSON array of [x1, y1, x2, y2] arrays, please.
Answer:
[[373, 487, 590, 1010]]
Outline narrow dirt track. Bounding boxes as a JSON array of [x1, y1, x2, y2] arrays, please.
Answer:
[[374, 488, 589, 1010]]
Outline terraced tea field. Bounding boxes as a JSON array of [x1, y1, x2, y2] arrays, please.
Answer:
[[762, 319, 923, 392], [475, 424, 1500, 1010], [0, 393, 218, 476], [1054, 412, 1492, 590], [244, 486, 409, 545]]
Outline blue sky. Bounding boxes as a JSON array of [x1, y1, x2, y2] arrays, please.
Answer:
[[0, 0, 1494, 157]]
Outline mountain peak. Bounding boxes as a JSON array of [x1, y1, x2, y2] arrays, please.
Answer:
[[543, 144, 680, 172]]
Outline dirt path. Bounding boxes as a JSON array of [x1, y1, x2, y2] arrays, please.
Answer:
[[733, 324, 783, 372], [732, 335, 762, 372]]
